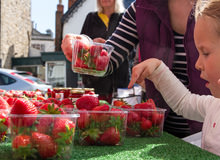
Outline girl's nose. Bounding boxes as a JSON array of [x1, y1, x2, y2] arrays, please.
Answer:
[[195, 56, 202, 71]]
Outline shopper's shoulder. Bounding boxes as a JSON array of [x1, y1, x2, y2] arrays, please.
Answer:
[[87, 12, 98, 17]]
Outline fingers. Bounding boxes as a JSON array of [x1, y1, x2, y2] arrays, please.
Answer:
[[93, 38, 106, 43], [128, 65, 144, 88]]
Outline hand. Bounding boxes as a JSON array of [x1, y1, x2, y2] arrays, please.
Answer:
[[93, 38, 106, 43], [61, 34, 76, 61], [128, 58, 162, 88], [61, 34, 92, 61]]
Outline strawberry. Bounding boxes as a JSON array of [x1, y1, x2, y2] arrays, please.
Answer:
[[74, 58, 89, 68], [127, 111, 141, 125], [0, 112, 9, 141], [31, 132, 57, 158], [91, 104, 110, 122], [141, 117, 152, 131], [43, 98, 60, 104], [100, 127, 120, 145], [113, 99, 126, 107], [89, 45, 103, 57], [0, 96, 9, 109], [95, 55, 109, 71], [151, 112, 164, 125], [39, 103, 66, 114], [52, 118, 76, 144], [59, 98, 73, 106], [76, 95, 99, 110], [6, 97, 16, 107], [100, 49, 108, 56], [12, 135, 31, 149], [110, 108, 126, 119], [36, 116, 54, 134], [10, 98, 38, 127], [77, 109, 90, 129], [74, 40, 89, 54], [146, 98, 157, 109]]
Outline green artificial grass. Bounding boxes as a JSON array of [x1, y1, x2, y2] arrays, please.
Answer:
[[0, 132, 219, 160]]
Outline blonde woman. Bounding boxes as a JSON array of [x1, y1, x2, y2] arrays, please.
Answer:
[[80, 0, 129, 103]]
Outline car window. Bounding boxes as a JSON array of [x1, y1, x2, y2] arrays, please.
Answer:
[[0, 73, 16, 85]]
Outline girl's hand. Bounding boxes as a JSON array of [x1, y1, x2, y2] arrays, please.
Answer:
[[128, 58, 162, 88]]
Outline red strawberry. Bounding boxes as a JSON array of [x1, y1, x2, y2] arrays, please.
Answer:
[[127, 111, 141, 125], [95, 55, 109, 71], [10, 98, 38, 127], [113, 99, 126, 107], [76, 96, 99, 110], [74, 58, 89, 68], [74, 40, 89, 54], [0, 96, 9, 109], [146, 98, 157, 109], [31, 132, 57, 158], [52, 118, 75, 144], [110, 108, 126, 119], [77, 109, 90, 129], [59, 98, 73, 106], [7, 97, 16, 107], [0, 112, 9, 141], [39, 103, 66, 114], [12, 135, 31, 149], [89, 45, 103, 57], [141, 117, 152, 131], [36, 116, 54, 133], [43, 98, 60, 104], [100, 127, 120, 145], [100, 49, 108, 56], [121, 105, 132, 109], [91, 104, 110, 122], [152, 112, 164, 125]]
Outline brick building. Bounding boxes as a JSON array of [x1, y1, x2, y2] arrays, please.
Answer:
[[0, 0, 32, 68]]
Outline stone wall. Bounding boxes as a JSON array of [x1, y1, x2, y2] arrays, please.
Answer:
[[0, 0, 31, 68]]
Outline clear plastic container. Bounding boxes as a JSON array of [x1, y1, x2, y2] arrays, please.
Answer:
[[74, 109, 127, 146], [125, 108, 166, 137], [72, 35, 114, 76], [8, 113, 79, 160], [0, 109, 10, 143]]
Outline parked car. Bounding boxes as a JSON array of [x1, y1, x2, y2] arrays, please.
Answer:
[[0, 68, 52, 92]]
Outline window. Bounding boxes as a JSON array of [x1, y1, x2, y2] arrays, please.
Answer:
[[32, 44, 45, 52], [0, 74, 16, 85]]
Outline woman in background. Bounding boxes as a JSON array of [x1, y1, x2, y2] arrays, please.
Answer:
[[80, 0, 130, 103]]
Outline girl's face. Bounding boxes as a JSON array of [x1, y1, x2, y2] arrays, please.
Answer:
[[99, 0, 115, 8], [194, 16, 220, 98]]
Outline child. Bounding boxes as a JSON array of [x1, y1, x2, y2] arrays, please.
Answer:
[[128, 0, 220, 156]]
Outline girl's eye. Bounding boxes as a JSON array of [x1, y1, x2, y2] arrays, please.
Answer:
[[202, 52, 209, 57]]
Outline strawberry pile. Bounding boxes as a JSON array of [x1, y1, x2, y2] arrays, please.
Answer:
[[9, 98, 78, 159], [113, 99, 165, 137], [72, 40, 112, 76], [75, 95, 127, 145]]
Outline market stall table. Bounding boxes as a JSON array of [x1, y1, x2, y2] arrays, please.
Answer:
[[0, 132, 218, 160]]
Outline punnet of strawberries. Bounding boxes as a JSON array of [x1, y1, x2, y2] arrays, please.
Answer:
[[72, 38, 114, 76], [112, 99, 166, 137], [5, 95, 79, 160], [74, 95, 128, 146]]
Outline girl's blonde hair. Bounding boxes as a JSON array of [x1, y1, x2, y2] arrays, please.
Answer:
[[195, 0, 220, 34], [97, 0, 125, 13]]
